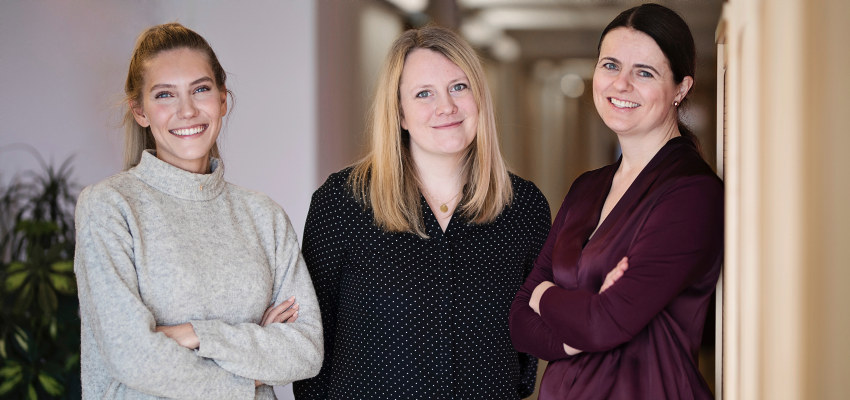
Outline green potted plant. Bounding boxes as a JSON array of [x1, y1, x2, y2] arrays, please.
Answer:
[[0, 146, 81, 399]]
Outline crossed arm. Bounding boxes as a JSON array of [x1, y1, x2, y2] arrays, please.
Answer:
[[526, 257, 629, 356], [74, 188, 322, 398], [156, 296, 302, 387]]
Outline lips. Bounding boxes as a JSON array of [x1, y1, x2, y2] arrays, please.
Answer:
[[609, 98, 640, 109], [169, 124, 207, 136], [433, 120, 463, 129]]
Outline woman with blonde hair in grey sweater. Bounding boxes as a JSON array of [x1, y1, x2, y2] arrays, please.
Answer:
[[73, 23, 322, 399]]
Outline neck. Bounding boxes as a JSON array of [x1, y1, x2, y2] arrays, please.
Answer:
[[413, 153, 465, 198], [617, 123, 679, 175]]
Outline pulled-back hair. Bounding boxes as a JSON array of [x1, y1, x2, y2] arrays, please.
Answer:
[[122, 23, 229, 170], [599, 3, 700, 150]]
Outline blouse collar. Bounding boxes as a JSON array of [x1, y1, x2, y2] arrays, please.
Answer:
[[131, 150, 225, 201]]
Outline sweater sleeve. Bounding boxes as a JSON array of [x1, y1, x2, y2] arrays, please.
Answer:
[[292, 176, 346, 399], [509, 191, 578, 361], [537, 175, 723, 352], [190, 207, 324, 386], [73, 186, 255, 399]]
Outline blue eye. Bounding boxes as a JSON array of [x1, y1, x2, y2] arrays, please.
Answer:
[[416, 90, 431, 98], [154, 91, 172, 99], [450, 83, 468, 92], [194, 86, 211, 94], [637, 70, 654, 78], [601, 62, 618, 71]]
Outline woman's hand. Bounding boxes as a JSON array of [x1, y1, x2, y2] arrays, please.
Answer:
[[260, 296, 299, 327], [529, 281, 556, 315], [156, 323, 200, 349], [599, 257, 629, 293]]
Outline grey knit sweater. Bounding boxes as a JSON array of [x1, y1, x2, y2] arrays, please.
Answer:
[[74, 151, 323, 399]]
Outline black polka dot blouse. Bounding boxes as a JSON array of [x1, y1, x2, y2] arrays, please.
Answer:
[[292, 168, 551, 400]]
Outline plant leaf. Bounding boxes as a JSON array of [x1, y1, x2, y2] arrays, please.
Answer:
[[14, 279, 34, 310], [64, 352, 80, 371], [50, 260, 73, 273], [49, 318, 58, 339], [13, 326, 29, 353], [27, 383, 36, 400], [0, 363, 22, 379], [38, 372, 64, 395], [5, 271, 28, 291], [7, 261, 26, 273], [0, 374, 22, 395], [37, 280, 58, 315], [48, 272, 76, 295]]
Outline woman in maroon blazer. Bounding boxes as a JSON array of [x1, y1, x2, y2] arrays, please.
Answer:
[[509, 4, 723, 399]]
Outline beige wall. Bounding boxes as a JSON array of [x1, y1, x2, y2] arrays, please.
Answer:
[[315, 0, 403, 180], [719, 0, 850, 399]]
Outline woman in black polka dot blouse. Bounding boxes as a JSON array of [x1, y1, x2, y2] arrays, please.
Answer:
[[292, 26, 551, 399]]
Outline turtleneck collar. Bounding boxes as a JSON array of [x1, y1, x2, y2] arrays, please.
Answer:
[[130, 150, 226, 201]]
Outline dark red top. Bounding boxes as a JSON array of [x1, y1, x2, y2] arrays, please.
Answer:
[[510, 137, 723, 400]]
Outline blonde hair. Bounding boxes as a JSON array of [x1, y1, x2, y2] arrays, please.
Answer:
[[349, 25, 513, 238], [121, 23, 229, 170]]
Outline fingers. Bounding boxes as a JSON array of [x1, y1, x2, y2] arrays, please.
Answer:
[[275, 303, 300, 324], [600, 257, 630, 293], [261, 297, 294, 323], [261, 296, 298, 326]]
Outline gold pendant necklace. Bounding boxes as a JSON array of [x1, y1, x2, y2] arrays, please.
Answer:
[[425, 189, 462, 214]]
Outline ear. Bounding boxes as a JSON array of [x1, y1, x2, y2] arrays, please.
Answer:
[[219, 86, 228, 115], [675, 76, 694, 103], [130, 100, 150, 128]]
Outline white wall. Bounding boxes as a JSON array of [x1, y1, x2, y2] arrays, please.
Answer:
[[0, 0, 316, 236], [0, 1, 316, 398]]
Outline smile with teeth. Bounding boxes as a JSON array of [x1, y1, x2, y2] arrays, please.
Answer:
[[609, 98, 640, 109], [170, 124, 207, 136]]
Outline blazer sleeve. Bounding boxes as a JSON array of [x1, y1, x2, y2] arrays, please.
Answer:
[[190, 207, 324, 386], [292, 176, 347, 399], [73, 186, 255, 399], [513, 181, 553, 397], [509, 190, 579, 361], [537, 175, 724, 352]]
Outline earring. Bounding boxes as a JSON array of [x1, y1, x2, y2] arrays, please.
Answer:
[[673, 101, 680, 107]]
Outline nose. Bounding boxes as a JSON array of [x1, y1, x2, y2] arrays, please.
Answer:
[[436, 93, 458, 115], [612, 71, 632, 91], [177, 96, 199, 119]]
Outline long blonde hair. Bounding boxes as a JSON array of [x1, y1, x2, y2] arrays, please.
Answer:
[[121, 23, 229, 170], [349, 25, 513, 238]]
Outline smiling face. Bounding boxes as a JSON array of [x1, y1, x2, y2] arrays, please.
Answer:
[[131, 47, 227, 173], [592, 28, 692, 139], [399, 48, 478, 162]]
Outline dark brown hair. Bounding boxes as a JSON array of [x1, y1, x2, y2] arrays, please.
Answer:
[[599, 3, 700, 150]]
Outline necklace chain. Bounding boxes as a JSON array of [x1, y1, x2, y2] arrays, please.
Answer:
[[422, 188, 462, 214]]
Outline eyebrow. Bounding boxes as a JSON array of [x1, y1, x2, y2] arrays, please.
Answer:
[[634, 63, 661, 75], [149, 77, 214, 92], [600, 57, 661, 75], [405, 76, 469, 91]]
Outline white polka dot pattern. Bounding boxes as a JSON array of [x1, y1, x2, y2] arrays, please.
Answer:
[[293, 168, 551, 400]]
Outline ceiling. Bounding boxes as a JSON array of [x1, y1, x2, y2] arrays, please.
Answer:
[[453, 0, 724, 63]]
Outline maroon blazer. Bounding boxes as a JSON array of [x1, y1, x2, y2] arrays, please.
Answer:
[[510, 137, 723, 400]]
